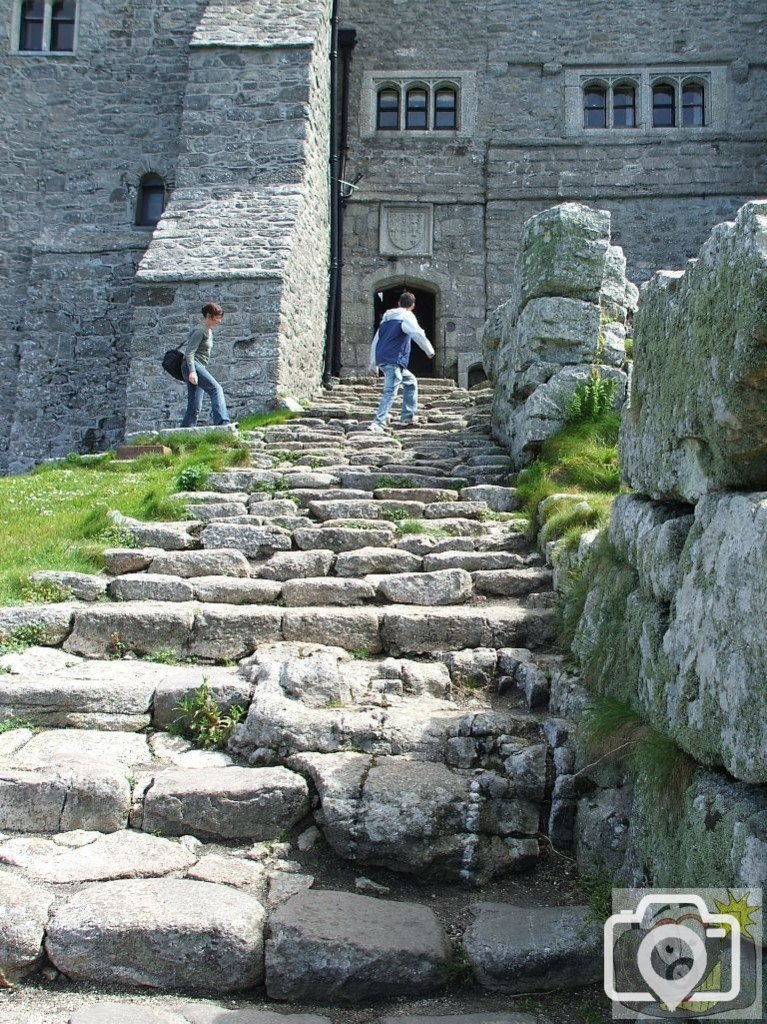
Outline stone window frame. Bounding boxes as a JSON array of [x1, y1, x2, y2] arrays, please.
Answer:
[[564, 65, 724, 137], [362, 70, 476, 138], [135, 173, 167, 230], [11, 0, 79, 56], [582, 77, 640, 130]]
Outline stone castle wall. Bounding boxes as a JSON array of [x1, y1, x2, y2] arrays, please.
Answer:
[[0, 0, 207, 472], [1, 0, 331, 470], [566, 202, 767, 888], [124, 0, 329, 432], [337, 0, 767, 376], [126, 0, 332, 435]]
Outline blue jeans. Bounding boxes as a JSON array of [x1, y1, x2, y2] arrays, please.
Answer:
[[181, 364, 230, 427], [373, 364, 418, 427]]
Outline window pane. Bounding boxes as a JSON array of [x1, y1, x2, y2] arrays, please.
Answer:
[[137, 179, 165, 227], [51, 0, 76, 51], [20, 0, 44, 50], [653, 85, 675, 126], [682, 85, 705, 126], [613, 87, 635, 128], [584, 87, 606, 128], [377, 89, 399, 130], [434, 88, 456, 130], [406, 89, 427, 129]]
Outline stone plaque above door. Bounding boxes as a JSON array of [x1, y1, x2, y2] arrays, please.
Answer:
[[379, 204, 433, 256]]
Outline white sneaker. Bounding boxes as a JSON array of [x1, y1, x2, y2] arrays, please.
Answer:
[[368, 423, 385, 434]]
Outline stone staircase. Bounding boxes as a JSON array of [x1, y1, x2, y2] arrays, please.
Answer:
[[0, 379, 605, 1022]]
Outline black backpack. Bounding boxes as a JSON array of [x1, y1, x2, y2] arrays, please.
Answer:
[[162, 343, 185, 381]]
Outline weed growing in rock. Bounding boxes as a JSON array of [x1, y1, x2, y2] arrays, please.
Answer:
[[0, 624, 46, 655], [350, 649, 372, 660], [394, 520, 426, 536], [106, 631, 129, 659], [375, 475, 417, 489], [175, 464, 208, 492], [383, 507, 411, 521], [445, 943, 475, 988], [20, 579, 72, 603], [169, 681, 246, 750], [141, 649, 193, 666], [578, 868, 613, 924], [0, 717, 34, 734], [272, 450, 302, 465]]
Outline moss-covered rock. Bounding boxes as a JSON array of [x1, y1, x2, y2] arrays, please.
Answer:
[[621, 200, 767, 501], [630, 767, 767, 888], [485, 202, 629, 466]]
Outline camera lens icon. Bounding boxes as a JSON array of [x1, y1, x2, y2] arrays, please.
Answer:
[[604, 894, 741, 1012], [637, 922, 709, 1010]]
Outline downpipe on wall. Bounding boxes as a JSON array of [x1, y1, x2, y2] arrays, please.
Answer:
[[323, 8, 357, 387]]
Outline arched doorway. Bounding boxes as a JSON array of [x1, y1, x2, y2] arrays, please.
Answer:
[[373, 285, 437, 378]]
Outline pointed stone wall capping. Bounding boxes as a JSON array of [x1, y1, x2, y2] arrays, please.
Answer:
[[462, 903, 601, 992], [575, 492, 767, 785], [124, 0, 332, 435], [265, 890, 450, 1002], [620, 200, 767, 501], [483, 203, 630, 466]]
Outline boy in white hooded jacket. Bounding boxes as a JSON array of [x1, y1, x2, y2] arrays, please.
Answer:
[[368, 291, 435, 432]]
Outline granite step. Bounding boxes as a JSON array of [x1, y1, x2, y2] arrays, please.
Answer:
[[4, 599, 554, 661]]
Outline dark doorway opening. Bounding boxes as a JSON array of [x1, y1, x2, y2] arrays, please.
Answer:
[[374, 285, 437, 377]]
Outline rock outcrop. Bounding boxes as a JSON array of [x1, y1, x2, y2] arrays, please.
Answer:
[[621, 200, 767, 501], [483, 203, 632, 465]]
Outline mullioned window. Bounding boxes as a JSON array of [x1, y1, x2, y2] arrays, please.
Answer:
[[14, 0, 77, 54]]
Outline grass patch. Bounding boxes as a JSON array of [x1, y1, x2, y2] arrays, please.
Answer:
[[0, 430, 253, 605], [20, 579, 73, 604], [141, 649, 197, 666], [394, 520, 450, 539], [167, 681, 246, 750], [515, 409, 622, 547], [239, 409, 301, 431], [580, 694, 696, 806], [578, 869, 614, 924]]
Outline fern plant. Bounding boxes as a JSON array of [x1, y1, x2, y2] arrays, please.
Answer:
[[567, 368, 617, 424]]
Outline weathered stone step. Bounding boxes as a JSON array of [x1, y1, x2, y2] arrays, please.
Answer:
[[46, 878, 266, 991], [40, 599, 554, 660], [338, 470, 471, 491], [308, 498, 427, 521]]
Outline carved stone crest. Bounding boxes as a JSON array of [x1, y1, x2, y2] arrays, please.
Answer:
[[379, 204, 433, 256]]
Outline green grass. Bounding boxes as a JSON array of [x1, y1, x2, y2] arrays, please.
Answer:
[[239, 409, 301, 431], [581, 694, 697, 806], [515, 411, 622, 546], [394, 520, 450, 538], [0, 429, 254, 605]]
